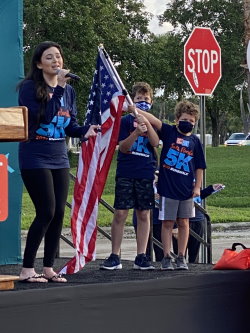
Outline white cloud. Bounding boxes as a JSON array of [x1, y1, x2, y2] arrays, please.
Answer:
[[143, 0, 173, 35]]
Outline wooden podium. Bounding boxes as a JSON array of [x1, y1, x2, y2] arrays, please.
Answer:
[[0, 275, 20, 290], [0, 106, 28, 142], [0, 106, 28, 289]]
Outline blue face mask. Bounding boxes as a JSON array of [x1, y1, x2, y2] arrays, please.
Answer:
[[135, 101, 152, 112], [178, 120, 194, 134]]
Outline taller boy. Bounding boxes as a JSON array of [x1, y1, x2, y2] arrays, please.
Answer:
[[101, 82, 159, 270], [133, 100, 206, 270]]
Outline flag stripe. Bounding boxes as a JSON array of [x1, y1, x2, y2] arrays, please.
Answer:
[[72, 136, 98, 247], [58, 49, 126, 274]]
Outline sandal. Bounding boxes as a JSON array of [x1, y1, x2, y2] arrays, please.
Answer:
[[44, 273, 67, 283], [19, 274, 48, 283]]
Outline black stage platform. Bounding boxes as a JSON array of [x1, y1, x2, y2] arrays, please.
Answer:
[[0, 258, 250, 333]]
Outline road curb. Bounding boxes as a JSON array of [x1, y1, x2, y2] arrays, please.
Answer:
[[21, 222, 250, 239]]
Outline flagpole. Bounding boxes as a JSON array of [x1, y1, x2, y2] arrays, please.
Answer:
[[98, 44, 138, 116]]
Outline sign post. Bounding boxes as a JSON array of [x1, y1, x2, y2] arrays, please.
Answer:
[[184, 26, 221, 179], [184, 27, 221, 262]]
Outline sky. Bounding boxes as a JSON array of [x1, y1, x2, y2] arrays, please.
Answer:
[[143, 0, 173, 35]]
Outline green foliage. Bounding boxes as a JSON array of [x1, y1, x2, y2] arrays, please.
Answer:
[[22, 0, 246, 141], [207, 206, 250, 223], [205, 145, 250, 201], [23, 0, 152, 122], [204, 146, 250, 222], [21, 0, 250, 227], [21, 146, 250, 229], [159, 0, 245, 145], [146, 34, 188, 99]]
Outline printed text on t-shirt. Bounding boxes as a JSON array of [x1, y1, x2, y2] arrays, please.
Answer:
[[163, 143, 193, 173]]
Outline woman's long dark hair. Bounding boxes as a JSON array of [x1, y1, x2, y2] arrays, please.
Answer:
[[18, 41, 64, 102], [18, 41, 64, 124]]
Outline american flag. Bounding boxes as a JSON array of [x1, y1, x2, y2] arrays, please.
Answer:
[[59, 48, 125, 274]]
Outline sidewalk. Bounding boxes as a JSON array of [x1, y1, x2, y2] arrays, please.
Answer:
[[21, 222, 250, 264]]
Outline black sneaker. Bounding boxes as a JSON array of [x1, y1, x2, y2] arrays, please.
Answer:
[[100, 253, 122, 270], [133, 253, 155, 270]]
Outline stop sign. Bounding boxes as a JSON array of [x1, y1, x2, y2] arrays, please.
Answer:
[[184, 27, 221, 96]]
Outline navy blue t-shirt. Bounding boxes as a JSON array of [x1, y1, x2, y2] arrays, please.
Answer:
[[18, 80, 89, 169], [116, 114, 156, 179], [157, 123, 206, 200]]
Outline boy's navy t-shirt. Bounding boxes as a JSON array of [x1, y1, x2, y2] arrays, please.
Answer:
[[116, 114, 156, 180], [158, 123, 206, 200]]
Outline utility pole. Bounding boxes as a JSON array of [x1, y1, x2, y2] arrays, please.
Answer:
[[243, 0, 250, 133]]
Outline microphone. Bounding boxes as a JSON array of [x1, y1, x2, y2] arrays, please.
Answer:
[[65, 72, 81, 81], [56, 69, 81, 81]]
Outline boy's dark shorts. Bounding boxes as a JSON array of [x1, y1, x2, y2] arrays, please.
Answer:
[[114, 177, 154, 210]]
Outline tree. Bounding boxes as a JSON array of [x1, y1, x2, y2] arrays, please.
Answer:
[[241, 0, 250, 134], [23, 0, 152, 121], [159, 0, 245, 146], [147, 33, 189, 99]]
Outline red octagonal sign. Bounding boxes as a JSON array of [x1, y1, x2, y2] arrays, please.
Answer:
[[184, 27, 221, 96]]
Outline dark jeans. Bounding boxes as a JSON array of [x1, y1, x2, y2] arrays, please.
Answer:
[[21, 168, 69, 268]]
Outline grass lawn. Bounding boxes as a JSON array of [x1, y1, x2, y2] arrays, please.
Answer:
[[21, 146, 250, 229]]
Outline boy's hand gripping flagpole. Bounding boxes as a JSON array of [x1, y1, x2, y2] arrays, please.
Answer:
[[98, 44, 138, 116]]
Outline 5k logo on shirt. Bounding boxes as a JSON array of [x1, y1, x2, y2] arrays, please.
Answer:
[[164, 147, 193, 172], [36, 114, 70, 139], [36, 98, 70, 139], [131, 136, 150, 155]]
